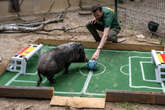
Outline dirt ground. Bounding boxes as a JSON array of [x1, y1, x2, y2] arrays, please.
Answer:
[[0, 10, 164, 110], [1, 98, 165, 110]]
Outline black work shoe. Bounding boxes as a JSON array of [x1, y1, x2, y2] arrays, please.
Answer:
[[111, 37, 118, 43], [112, 39, 118, 43]]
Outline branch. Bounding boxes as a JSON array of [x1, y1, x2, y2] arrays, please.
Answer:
[[19, 0, 24, 7], [43, 26, 66, 32], [65, 25, 85, 31], [43, 25, 85, 32], [19, 17, 63, 27], [0, 24, 44, 32], [0, 15, 65, 33], [47, 0, 56, 13]]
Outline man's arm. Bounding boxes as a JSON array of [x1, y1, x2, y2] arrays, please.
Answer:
[[91, 27, 110, 60]]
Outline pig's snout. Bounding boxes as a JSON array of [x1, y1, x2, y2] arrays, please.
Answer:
[[84, 57, 89, 62]]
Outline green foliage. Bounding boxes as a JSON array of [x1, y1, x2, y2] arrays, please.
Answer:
[[129, 25, 135, 30], [119, 21, 124, 27]]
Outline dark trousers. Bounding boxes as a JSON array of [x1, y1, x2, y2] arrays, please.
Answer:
[[86, 22, 120, 43]]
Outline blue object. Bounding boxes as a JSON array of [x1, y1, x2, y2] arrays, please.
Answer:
[[88, 60, 98, 70]]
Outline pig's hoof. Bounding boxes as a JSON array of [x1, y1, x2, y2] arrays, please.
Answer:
[[64, 70, 69, 74], [65, 71, 69, 74], [50, 79, 56, 84]]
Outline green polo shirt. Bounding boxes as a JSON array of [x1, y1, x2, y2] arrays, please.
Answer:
[[98, 7, 120, 29]]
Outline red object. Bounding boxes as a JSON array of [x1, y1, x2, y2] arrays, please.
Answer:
[[17, 46, 30, 55], [160, 54, 165, 63]]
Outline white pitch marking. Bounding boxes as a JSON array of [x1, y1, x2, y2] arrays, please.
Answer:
[[84, 48, 149, 54], [26, 71, 38, 75], [54, 70, 106, 96], [53, 91, 105, 96], [130, 56, 152, 59], [5, 71, 47, 86], [26, 71, 47, 83], [85, 92, 105, 96], [14, 77, 47, 84], [13, 80, 37, 83], [79, 63, 106, 76], [26, 73, 37, 76], [13, 78, 47, 83], [129, 56, 162, 90], [42, 78, 47, 83], [140, 61, 159, 82], [81, 71, 93, 94], [130, 85, 162, 89], [129, 56, 132, 88], [120, 64, 129, 76], [5, 73, 21, 86], [161, 81, 165, 93], [54, 91, 82, 95], [94, 63, 106, 76], [7, 70, 103, 96]]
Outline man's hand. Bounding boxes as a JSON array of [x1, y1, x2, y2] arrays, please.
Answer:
[[91, 28, 110, 60], [89, 18, 96, 24], [91, 48, 101, 60]]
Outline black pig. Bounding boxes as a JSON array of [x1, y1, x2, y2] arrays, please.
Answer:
[[37, 42, 88, 86]]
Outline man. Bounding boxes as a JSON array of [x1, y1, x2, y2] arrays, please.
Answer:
[[86, 4, 121, 60]]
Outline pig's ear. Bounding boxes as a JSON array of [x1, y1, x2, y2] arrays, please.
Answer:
[[79, 46, 85, 54]]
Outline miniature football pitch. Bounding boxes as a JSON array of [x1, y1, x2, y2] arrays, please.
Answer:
[[1, 45, 165, 97]]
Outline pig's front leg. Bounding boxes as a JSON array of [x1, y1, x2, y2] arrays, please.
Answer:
[[47, 73, 56, 84], [64, 63, 71, 74]]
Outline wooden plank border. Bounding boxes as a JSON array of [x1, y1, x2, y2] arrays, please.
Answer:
[[35, 38, 164, 51], [0, 86, 54, 99], [106, 90, 165, 105]]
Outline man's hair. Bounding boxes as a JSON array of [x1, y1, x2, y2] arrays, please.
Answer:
[[91, 4, 102, 13]]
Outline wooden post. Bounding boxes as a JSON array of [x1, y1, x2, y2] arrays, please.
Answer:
[[114, 0, 118, 19]]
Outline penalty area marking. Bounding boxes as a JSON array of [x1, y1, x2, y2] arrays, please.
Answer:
[[5, 71, 47, 86], [140, 61, 158, 83], [13, 77, 47, 84], [5, 73, 21, 86], [140, 61, 165, 93], [129, 56, 162, 90]]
